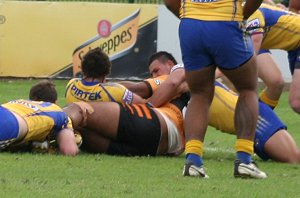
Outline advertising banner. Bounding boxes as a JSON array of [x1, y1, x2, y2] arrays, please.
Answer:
[[0, 1, 158, 79]]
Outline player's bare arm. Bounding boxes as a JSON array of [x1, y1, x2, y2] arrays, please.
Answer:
[[148, 68, 187, 107], [57, 128, 79, 156], [163, 0, 181, 18], [120, 81, 152, 99], [243, 0, 263, 19]]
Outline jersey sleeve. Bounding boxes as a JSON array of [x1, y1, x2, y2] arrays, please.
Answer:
[[247, 10, 265, 35], [143, 75, 168, 93], [170, 63, 184, 73], [104, 83, 134, 104]]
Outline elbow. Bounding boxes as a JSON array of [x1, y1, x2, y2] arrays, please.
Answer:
[[60, 146, 79, 156]]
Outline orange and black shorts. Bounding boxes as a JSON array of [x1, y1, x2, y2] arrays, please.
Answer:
[[106, 103, 161, 156]]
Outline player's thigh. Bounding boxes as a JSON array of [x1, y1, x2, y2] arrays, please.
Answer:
[[185, 67, 216, 95], [179, 18, 213, 71], [221, 55, 258, 92], [86, 102, 120, 138], [289, 69, 300, 102], [179, 20, 254, 71], [257, 52, 283, 85], [264, 130, 300, 163], [254, 102, 286, 160]]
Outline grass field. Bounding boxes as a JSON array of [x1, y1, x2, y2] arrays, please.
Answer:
[[1, 79, 300, 197]]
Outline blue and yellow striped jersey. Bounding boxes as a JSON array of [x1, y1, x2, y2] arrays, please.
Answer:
[[2, 99, 73, 143], [247, 3, 300, 51], [180, 0, 244, 21], [65, 78, 133, 104]]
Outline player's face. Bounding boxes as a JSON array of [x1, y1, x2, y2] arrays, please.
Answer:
[[149, 60, 171, 78]]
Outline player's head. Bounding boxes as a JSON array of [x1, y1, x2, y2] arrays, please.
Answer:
[[81, 47, 111, 79], [148, 51, 177, 78], [29, 80, 57, 103]]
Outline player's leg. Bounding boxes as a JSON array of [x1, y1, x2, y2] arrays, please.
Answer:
[[253, 101, 290, 162], [264, 130, 300, 163], [289, 69, 300, 114], [179, 18, 215, 178], [287, 49, 300, 114], [64, 101, 121, 139], [289, 0, 300, 13], [222, 56, 258, 152], [78, 126, 111, 153], [224, 58, 267, 179], [83, 102, 163, 156], [0, 106, 28, 150], [217, 21, 266, 179], [183, 67, 215, 178], [257, 51, 284, 109]]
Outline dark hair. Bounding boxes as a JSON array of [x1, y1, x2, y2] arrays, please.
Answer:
[[81, 48, 111, 78], [29, 80, 57, 103], [148, 51, 178, 66]]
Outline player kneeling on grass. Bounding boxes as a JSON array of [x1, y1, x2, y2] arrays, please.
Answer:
[[63, 92, 189, 156], [1, 80, 79, 156]]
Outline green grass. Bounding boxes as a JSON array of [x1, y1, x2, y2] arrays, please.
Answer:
[[1, 79, 300, 197]]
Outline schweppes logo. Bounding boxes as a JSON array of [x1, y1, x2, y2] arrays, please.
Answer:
[[72, 9, 140, 77]]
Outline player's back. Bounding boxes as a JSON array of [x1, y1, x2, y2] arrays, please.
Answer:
[[248, 3, 300, 50], [208, 81, 237, 133], [180, 0, 244, 21], [65, 78, 133, 104], [2, 99, 72, 143]]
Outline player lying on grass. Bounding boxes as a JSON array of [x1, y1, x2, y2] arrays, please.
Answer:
[[1, 80, 79, 156], [63, 47, 188, 156], [63, 92, 188, 156], [123, 51, 300, 164]]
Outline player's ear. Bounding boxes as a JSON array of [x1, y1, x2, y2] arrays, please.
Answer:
[[166, 60, 175, 70]]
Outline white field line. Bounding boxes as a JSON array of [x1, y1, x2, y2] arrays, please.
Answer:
[[205, 147, 235, 154]]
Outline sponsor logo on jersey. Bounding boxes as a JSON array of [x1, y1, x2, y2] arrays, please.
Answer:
[[247, 18, 260, 32], [123, 89, 133, 103], [9, 100, 40, 111], [71, 85, 102, 100]]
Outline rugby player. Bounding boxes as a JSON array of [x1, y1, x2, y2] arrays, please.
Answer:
[[247, 3, 300, 114], [63, 94, 188, 156], [164, 0, 265, 179], [0, 80, 79, 156], [129, 51, 300, 165], [64, 48, 188, 157], [65, 47, 145, 104]]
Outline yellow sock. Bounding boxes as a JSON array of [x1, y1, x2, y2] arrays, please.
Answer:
[[235, 139, 254, 155], [185, 139, 203, 156], [260, 90, 279, 109]]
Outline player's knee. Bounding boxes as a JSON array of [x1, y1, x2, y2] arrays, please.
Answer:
[[268, 77, 285, 91], [285, 150, 300, 164], [237, 89, 257, 99], [289, 98, 300, 114]]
